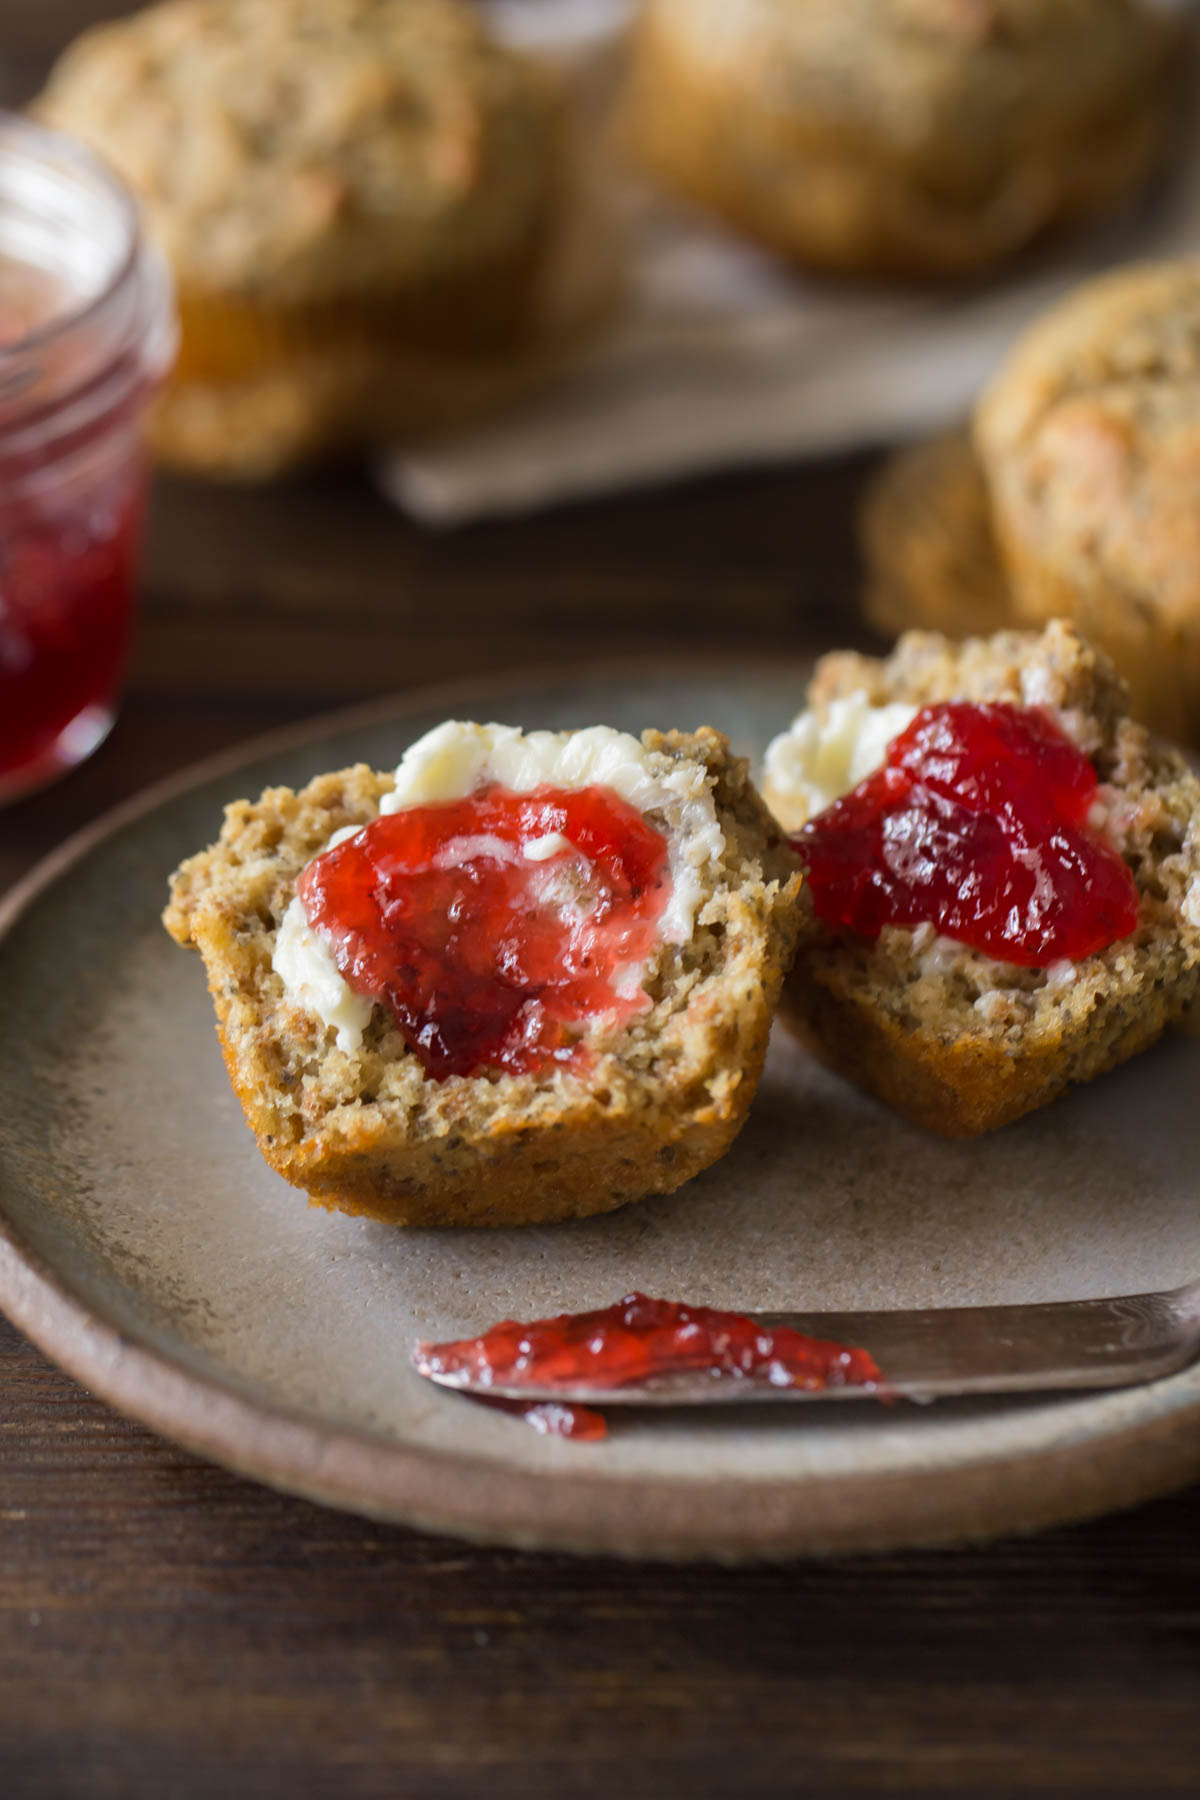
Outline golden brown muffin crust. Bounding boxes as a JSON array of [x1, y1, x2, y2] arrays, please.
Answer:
[[975, 260, 1200, 740]]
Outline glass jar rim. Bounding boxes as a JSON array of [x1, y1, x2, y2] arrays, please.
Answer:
[[0, 110, 176, 487], [0, 110, 142, 363]]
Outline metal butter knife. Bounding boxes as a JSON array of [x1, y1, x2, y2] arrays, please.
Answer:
[[416, 1281, 1200, 1406]]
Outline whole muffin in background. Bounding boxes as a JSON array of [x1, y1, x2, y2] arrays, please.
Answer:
[[36, 0, 576, 478], [975, 260, 1200, 744], [628, 0, 1175, 281], [861, 430, 1012, 643]]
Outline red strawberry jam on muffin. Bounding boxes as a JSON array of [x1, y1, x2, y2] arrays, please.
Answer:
[[294, 780, 674, 1081], [797, 700, 1139, 967]]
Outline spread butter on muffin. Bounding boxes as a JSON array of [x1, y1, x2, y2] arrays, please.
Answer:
[[164, 723, 803, 1227], [37, 0, 579, 478], [764, 621, 1200, 1136], [975, 259, 1200, 743], [629, 0, 1176, 280]]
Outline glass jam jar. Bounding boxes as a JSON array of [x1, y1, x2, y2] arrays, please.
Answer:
[[0, 113, 175, 803]]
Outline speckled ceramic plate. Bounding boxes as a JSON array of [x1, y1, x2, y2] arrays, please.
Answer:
[[3, 661, 1200, 1560]]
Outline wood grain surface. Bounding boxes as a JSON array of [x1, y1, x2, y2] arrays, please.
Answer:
[[2, 7, 1200, 1797]]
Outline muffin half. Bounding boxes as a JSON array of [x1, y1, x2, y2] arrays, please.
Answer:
[[164, 723, 803, 1226], [766, 621, 1200, 1136]]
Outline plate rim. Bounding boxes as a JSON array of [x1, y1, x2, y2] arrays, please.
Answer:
[[4, 660, 1200, 1560]]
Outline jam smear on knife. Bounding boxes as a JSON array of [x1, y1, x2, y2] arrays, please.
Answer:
[[415, 1292, 883, 1440]]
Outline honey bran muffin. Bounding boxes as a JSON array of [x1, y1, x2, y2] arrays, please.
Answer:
[[628, 0, 1175, 281], [164, 726, 804, 1227], [37, 0, 583, 478], [976, 259, 1200, 744], [769, 621, 1200, 1136], [861, 430, 1013, 642]]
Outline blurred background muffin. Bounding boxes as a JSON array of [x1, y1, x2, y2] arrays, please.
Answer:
[[628, 0, 1177, 281], [36, 0, 599, 479], [975, 259, 1200, 743], [861, 429, 1011, 642], [861, 257, 1200, 744]]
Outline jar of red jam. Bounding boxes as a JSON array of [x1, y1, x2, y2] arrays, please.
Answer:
[[0, 113, 175, 802]]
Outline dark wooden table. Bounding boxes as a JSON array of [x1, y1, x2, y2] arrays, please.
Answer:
[[4, 9, 1200, 1797]]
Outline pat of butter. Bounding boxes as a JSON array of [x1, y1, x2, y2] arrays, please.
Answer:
[[272, 722, 724, 1058], [273, 895, 373, 1054], [523, 832, 574, 862], [763, 690, 919, 830]]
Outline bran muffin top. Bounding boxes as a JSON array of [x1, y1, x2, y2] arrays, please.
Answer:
[[975, 261, 1200, 630], [641, 0, 1171, 193], [36, 0, 559, 302]]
